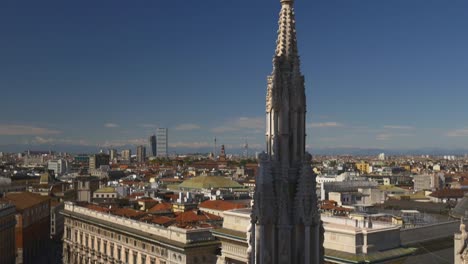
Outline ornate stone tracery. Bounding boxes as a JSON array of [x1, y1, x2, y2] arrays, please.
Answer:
[[249, 0, 323, 263]]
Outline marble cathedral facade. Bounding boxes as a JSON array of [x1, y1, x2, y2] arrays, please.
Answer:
[[248, 0, 324, 263]]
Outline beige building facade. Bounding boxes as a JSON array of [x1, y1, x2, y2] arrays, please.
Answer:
[[322, 215, 400, 254], [212, 209, 251, 264], [62, 202, 219, 264]]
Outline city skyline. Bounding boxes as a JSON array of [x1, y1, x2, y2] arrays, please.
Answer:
[[1, 0, 468, 152]]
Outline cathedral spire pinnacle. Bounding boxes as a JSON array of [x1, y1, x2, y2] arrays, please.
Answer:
[[266, 0, 305, 165], [249, 0, 323, 263], [275, 0, 298, 62]]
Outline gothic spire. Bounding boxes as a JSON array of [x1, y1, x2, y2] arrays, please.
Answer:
[[266, 0, 305, 164], [275, 0, 299, 65], [249, 1, 323, 262]]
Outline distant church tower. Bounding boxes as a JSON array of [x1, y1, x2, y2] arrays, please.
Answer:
[[248, 0, 324, 263]]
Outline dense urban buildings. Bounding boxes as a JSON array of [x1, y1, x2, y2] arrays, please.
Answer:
[[0, 202, 16, 264], [156, 128, 168, 157], [4, 146, 468, 263], [249, 0, 323, 263]]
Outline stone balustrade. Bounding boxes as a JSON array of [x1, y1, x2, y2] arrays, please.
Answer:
[[64, 202, 215, 244]]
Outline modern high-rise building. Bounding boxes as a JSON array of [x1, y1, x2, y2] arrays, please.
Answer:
[[156, 128, 168, 157], [249, 0, 323, 263], [121, 149, 132, 161], [136, 145, 146, 163], [89, 153, 110, 169], [48, 159, 67, 176], [149, 134, 157, 157], [109, 149, 118, 161]]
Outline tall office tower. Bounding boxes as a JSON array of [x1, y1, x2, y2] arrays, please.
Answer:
[[109, 149, 117, 161], [136, 145, 146, 163], [121, 149, 132, 161], [89, 153, 110, 169], [249, 0, 323, 263], [149, 134, 157, 157], [156, 128, 168, 157]]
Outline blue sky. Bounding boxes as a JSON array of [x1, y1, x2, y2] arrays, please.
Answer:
[[1, 0, 468, 153]]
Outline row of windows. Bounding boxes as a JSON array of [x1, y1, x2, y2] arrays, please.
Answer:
[[67, 239, 161, 264], [93, 193, 116, 198], [67, 250, 166, 264], [65, 220, 211, 264], [66, 221, 171, 258], [23, 203, 48, 218]]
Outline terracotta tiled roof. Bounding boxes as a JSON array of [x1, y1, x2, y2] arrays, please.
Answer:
[[199, 200, 247, 211], [320, 200, 352, 212], [111, 208, 146, 219], [2, 192, 50, 211], [165, 194, 178, 201], [83, 204, 110, 213], [321, 200, 337, 205], [320, 204, 335, 210], [139, 215, 175, 227], [148, 202, 173, 213], [121, 180, 141, 186], [175, 210, 222, 224]]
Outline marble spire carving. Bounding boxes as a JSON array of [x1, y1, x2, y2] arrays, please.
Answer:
[[248, 0, 324, 263]]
